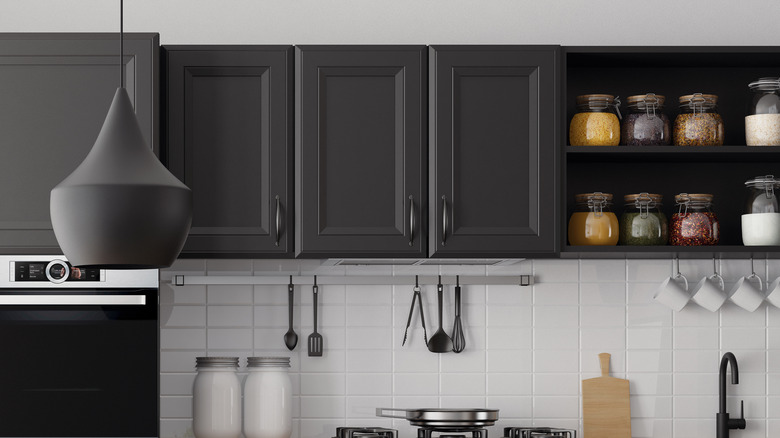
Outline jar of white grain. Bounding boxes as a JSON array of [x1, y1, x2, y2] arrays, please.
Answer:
[[746, 77, 780, 146]]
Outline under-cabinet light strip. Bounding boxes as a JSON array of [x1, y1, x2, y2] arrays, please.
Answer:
[[172, 275, 534, 287]]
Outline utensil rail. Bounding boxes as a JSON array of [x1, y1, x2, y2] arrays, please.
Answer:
[[173, 274, 534, 286]]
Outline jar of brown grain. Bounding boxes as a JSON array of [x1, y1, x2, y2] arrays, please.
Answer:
[[673, 93, 724, 146]]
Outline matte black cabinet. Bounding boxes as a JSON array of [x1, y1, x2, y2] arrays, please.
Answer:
[[429, 46, 559, 257], [295, 46, 427, 257], [164, 46, 294, 257], [0, 34, 157, 254]]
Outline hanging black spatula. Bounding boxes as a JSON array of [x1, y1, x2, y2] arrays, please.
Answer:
[[308, 276, 323, 356], [427, 275, 453, 353]]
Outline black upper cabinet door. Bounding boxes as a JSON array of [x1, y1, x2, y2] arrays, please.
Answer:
[[0, 34, 157, 254], [430, 46, 559, 257], [296, 46, 427, 258], [164, 46, 294, 257]]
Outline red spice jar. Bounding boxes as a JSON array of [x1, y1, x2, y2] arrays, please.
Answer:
[[670, 193, 720, 245]]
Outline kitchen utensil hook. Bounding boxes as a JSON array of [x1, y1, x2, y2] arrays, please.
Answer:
[[673, 256, 681, 277]]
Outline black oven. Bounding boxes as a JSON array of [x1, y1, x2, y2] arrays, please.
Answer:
[[0, 256, 158, 438]]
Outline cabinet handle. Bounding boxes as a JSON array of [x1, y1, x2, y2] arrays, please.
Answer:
[[441, 195, 448, 246], [408, 195, 415, 247], [275, 195, 281, 247]]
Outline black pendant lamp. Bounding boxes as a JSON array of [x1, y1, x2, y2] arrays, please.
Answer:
[[50, 0, 192, 268]]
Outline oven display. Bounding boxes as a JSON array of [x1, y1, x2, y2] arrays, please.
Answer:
[[15, 262, 100, 282]]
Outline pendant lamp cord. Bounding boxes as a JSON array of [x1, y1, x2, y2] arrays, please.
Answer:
[[120, 0, 124, 89]]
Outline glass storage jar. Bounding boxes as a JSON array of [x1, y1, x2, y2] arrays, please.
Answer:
[[621, 93, 671, 145], [244, 357, 292, 438], [569, 94, 621, 146], [742, 175, 780, 245], [670, 193, 719, 245], [568, 192, 619, 245], [193, 357, 242, 438], [745, 77, 780, 146], [673, 93, 725, 146], [619, 193, 668, 245]]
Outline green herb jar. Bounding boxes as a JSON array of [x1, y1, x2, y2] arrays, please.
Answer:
[[619, 193, 668, 245]]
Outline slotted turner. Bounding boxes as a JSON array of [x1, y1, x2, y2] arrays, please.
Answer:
[[308, 276, 323, 356]]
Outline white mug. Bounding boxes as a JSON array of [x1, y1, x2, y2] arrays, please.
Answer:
[[766, 277, 780, 308], [691, 274, 727, 312], [729, 274, 765, 312], [654, 274, 690, 311]]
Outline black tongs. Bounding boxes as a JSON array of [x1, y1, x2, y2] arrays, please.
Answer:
[[402, 275, 428, 346]]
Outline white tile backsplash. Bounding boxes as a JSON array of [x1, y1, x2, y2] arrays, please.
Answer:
[[161, 258, 778, 438]]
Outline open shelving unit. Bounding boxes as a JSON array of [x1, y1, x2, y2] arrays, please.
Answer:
[[561, 47, 780, 258]]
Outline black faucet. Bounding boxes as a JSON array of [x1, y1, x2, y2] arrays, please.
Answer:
[[717, 352, 746, 438]]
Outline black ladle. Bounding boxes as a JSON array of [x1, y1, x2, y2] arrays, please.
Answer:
[[284, 276, 298, 350]]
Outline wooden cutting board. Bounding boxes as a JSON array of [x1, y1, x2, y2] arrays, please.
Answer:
[[582, 353, 631, 438]]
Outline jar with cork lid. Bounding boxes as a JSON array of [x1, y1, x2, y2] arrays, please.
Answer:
[[673, 93, 725, 146], [619, 193, 668, 245], [569, 94, 621, 146], [670, 193, 720, 245], [621, 93, 671, 145], [568, 192, 619, 245]]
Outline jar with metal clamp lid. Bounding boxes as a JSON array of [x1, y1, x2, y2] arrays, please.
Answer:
[[243, 357, 293, 438], [621, 93, 671, 145], [742, 175, 780, 245], [670, 193, 719, 245], [746, 77, 780, 146], [569, 94, 622, 146], [568, 192, 619, 245], [673, 93, 725, 146], [193, 357, 242, 438], [619, 193, 668, 245]]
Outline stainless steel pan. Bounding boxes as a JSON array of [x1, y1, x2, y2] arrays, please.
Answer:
[[375, 408, 499, 427]]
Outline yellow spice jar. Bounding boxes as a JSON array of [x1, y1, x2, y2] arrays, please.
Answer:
[[570, 94, 621, 146], [568, 192, 620, 245]]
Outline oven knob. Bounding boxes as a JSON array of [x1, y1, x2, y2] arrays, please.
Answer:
[[45, 260, 70, 283]]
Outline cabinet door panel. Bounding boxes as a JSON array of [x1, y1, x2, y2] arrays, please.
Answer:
[[0, 34, 157, 254], [431, 46, 558, 256], [164, 47, 293, 257], [296, 46, 426, 257]]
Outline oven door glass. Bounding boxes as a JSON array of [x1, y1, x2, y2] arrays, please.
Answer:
[[0, 288, 158, 437]]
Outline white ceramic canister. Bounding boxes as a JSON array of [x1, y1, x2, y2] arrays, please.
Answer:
[[193, 357, 242, 438], [244, 357, 292, 438]]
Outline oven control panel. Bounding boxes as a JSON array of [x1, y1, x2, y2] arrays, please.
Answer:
[[14, 260, 101, 283]]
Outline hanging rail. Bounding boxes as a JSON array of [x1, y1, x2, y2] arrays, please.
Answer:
[[172, 274, 534, 287]]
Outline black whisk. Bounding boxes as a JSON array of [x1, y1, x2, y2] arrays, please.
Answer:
[[451, 275, 465, 353]]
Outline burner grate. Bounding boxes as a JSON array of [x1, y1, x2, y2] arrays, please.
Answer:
[[417, 427, 488, 438], [335, 427, 398, 438], [503, 427, 576, 438]]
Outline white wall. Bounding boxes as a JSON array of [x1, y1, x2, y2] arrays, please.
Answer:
[[0, 0, 777, 46], [161, 258, 780, 438]]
